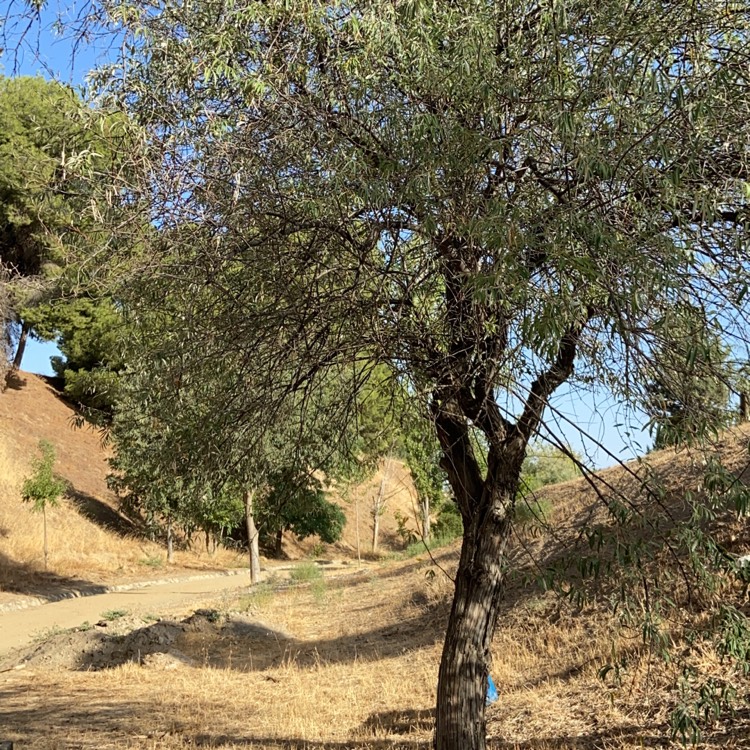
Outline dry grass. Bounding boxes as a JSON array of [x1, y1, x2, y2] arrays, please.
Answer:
[[0, 439, 243, 586], [0, 376, 244, 602], [3, 376, 750, 748], [4, 544, 749, 749]]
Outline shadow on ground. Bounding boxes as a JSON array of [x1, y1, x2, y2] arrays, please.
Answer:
[[65, 601, 447, 672], [3, 685, 749, 750], [65, 487, 138, 538], [2, 371, 26, 391], [0, 550, 107, 600]]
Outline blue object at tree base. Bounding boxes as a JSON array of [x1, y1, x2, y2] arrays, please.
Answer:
[[486, 674, 498, 705]]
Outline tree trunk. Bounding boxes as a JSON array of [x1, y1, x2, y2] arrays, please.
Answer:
[[275, 527, 284, 557], [166, 515, 174, 564], [421, 496, 431, 543], [372, 510, 380, 554], [11, 320, 29, 371], [434, 497, 513, 750], [371, 456, 391, 554], [42, 504, 48, 571], [245, 490, 261, 584], [431, 401, 524, 750], [354, 493, 362, 567], [741, 392, 749, 423]]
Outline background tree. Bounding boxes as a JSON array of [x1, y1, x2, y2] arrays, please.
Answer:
[[0, 76, 123, 379], [107, 263, 355, 571], [401, 411, 447, 544], [21, 439, 66, 571], [644, 305, 735, 449], [25, 297, 124, 424], [58, 0, 750, 746], [257, 466, 346, 557]]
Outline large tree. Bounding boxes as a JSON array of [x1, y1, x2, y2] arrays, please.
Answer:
[[49, 0, 750, 746], [0, 77, 136, 384]]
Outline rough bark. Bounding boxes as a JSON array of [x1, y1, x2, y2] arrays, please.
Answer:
[[741, 392, 749, 423], [434, 494, 513, 750], [433, 398, 526, 750], [245, 490, 261, 584], [274, 526, 284, 558]]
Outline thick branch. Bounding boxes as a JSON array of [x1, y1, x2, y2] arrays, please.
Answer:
[[432, 399, 485, 524], [515, 314, 591, 442]]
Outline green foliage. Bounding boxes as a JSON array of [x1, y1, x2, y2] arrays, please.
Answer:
[[259, 467, 346, 551], [431, 500, 463, 541], [0, 76, 127, 368], [520, 443, 581, 493], [100, 609, 128, 621], [400, 532, 460, 560], [400, 408, 448, 531], [0, 77, 87, 278], [289, 561, 323, 583], [26, 297, 125, 422], [645, 306, 734, 449], [21, 439, 66, 513]]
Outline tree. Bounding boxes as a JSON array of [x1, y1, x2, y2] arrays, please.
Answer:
[[401, 412, 446, 544], [0, 76, 122, 378], [106, 272, 354, 574], [21, 439, 66, 570], [644, 305, 735, 449], [55, 1, 750, 746], [257, 466, 346, 557], [25, 297, 125, 424]]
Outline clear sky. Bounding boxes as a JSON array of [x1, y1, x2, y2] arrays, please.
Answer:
[[1, 3, 654, 469]]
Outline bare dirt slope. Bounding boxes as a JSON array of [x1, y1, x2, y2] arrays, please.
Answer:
[[2, 372, 116, 505]]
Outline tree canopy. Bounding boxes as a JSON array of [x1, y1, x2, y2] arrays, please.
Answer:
[[0, 74, 130, 380]]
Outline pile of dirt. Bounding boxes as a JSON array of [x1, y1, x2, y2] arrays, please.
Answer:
[[4, 609, 293, 672]]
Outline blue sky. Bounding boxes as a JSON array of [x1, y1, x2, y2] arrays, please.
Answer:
[[1, 3, 653, 469]]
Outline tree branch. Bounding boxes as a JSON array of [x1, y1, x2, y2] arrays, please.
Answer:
[[515, 311, 593, 442]]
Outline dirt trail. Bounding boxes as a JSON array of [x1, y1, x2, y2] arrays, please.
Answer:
[[0, 571, 253, 655], [0, 561, 366, 657]]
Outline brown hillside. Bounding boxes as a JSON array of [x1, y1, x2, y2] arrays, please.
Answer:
[[1, 372, 115, 503], [0, 372, 242, 605], [284, 457, 424, 560]]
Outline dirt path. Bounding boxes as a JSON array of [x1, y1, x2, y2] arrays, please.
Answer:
[[0, 570, 255, 655], [0, 560, 366, 657]]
